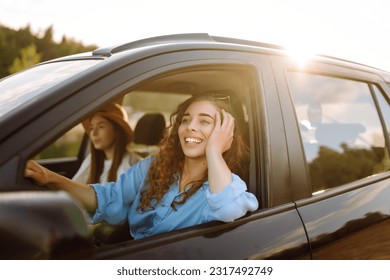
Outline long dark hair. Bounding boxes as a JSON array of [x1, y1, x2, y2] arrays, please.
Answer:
[[139, 94, 249, 211]]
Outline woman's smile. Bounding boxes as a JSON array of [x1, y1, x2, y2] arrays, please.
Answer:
[[184, 137, 203, 144]]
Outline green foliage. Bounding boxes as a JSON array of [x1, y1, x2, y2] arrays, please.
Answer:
[[33, 141, 81, 160], [0, 24, 98, 78], [309, 144, 390, 191], [33, 125, 84, 160], [8, 44, 41, 73]]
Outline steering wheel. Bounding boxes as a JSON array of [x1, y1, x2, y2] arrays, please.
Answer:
[[21, 177, 50, 191]]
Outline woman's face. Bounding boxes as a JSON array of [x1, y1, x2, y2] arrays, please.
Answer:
[[178, 100, 219, 159], [89, 115, 116, 152]]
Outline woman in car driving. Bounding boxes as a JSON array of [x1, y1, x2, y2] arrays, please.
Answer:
[[72, 103, 142, 184], [25, 94, 258, 239]]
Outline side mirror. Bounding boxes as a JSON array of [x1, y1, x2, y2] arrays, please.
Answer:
[[0, 190, 94, 259]]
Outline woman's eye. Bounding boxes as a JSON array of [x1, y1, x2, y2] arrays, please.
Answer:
[[181, 118, 190, 124], [200, 120, 209, 125]]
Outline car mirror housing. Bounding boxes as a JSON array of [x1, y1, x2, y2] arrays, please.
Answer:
[[0, 190, 93, 259]]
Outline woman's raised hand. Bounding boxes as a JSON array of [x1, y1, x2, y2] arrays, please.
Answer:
[[206, 109, 234, 156]]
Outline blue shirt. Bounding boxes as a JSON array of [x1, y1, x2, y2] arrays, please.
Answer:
[[91, 156, 258, 239]]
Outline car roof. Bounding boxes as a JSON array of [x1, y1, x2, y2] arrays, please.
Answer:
[[51, 33, 390, 82], [91, 33, 286, 56], [86, 33, 390, 79]]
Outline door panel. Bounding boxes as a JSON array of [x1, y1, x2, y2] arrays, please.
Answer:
[[96, 204, 310, 260], [297, 177, 390, 259]]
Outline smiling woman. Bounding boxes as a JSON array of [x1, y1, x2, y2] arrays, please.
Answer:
[[138, 94, 251, 213]]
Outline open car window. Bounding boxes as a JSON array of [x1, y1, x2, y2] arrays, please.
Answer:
[[31, 64, 258, 246]]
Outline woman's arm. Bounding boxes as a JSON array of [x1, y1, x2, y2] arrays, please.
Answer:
[[25, 160, 97, 212], [206, 109, 235, 194]]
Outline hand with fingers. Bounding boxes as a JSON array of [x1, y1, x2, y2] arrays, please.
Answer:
[[206, 109, 235, 193], [206, 109, 235, 156], [25, 160, 98, 210], [24, 160, 52, 186]]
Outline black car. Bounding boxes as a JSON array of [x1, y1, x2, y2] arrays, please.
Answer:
[[1, 33, 390, 260]]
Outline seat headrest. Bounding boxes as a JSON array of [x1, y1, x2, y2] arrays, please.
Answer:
[[134, 113, 165, 145]]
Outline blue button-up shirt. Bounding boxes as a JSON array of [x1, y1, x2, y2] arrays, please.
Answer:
[[91, 156, 258, 239]]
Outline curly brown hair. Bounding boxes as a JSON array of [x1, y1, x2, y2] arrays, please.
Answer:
[[139, 94, 249, 211]]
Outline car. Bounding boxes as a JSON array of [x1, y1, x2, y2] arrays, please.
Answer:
[[1, 33, 390, 260]]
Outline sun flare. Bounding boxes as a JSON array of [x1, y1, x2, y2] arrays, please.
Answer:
[[286, 46, 315, 68]]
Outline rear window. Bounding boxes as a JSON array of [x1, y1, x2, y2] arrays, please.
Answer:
[[288, 72, 390, 192]]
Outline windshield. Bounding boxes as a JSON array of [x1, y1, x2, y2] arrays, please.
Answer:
[[0, 60, 101, 117]]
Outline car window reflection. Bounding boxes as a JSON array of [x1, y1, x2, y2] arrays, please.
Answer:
[[288, 72, 390, 192]]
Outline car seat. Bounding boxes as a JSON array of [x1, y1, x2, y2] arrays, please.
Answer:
[[130, 113, 166, 157]]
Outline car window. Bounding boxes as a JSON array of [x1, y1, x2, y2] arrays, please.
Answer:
[[67, 66, 254, 246], [33, 65, 254, 183], [34, 124, 84, 160], [287, 72, 390, 193]]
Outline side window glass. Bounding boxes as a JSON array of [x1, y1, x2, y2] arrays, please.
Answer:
[[33, 124, 84, 160], [287, 72, 389, 192]]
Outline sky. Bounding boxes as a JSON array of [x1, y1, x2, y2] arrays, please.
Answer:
[[1, 0, 390, 71]]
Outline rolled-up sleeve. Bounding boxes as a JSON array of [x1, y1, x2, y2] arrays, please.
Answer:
[[90, 156, 152, 225], [206, 174, 258, 222]]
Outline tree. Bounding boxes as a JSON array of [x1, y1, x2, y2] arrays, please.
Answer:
[[8, 43, 41, 74], [309, 144, 383, 191], [36, 25, 55, 61], [0, 24, 97, 79]]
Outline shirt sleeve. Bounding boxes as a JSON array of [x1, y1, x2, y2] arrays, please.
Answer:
[[90, 156, 153, 225], [205, 174, 259, 222]]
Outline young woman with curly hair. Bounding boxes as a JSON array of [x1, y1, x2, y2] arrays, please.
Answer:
[[25, 95, 258, 239]]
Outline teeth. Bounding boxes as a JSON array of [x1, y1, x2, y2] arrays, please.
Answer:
[[185, 137, 202, 144]]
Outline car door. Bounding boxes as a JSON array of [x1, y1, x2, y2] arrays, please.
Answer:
[[271, 55, 390, 259], [86, 49, 311, 260]]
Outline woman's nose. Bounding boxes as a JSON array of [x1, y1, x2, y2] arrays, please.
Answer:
[[186, 120, 197, 131], [90, 128, 98, 136]]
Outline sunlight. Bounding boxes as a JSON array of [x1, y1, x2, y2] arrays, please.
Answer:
[[312, 189, 325, 195], [286, 46, 315, 68], [282, 35, 317, 68]]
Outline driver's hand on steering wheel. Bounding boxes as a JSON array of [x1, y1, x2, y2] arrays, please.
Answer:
[[24, 160, 51, 186]]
